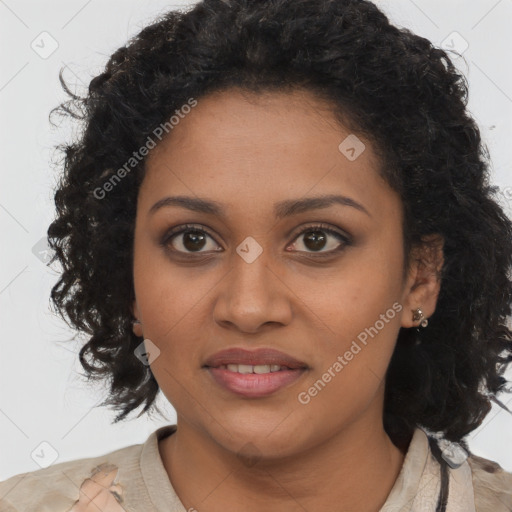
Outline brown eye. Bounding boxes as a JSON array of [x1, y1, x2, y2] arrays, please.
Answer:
[[290, 224, 350, 254], [180, 230, 208, 252], [302, 230, 328, 251], [161, 222, 350, 257], [162, 225, 221, 254]]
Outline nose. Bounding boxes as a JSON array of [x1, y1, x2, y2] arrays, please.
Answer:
[[212, 248, 293, 334]]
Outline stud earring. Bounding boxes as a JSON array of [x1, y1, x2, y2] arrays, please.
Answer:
[[132, 319, 143, 337], [411, 307, 429, 328]]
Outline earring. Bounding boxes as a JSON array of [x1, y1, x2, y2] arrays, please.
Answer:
[[411, 308, 429, 328], [132, 320, 143, 337]]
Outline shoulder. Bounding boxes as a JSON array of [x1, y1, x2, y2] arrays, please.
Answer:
[[467, 453, 512, 511], [0, 442, 143, 512]]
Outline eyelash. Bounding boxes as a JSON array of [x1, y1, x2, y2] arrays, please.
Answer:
[[160, 222, 352, 258]]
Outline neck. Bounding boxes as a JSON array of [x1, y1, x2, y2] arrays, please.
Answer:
[[159, 414, 406, 512]]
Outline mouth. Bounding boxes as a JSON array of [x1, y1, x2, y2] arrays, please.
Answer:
[[206, 363, 299, 373], [203, 347, 308, 370], [203, 347, 309, 398]]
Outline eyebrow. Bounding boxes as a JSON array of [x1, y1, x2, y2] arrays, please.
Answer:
[[148, 194, 372, 219]]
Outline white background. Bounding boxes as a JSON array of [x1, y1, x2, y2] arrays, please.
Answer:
[[1, 0, 511, 482]]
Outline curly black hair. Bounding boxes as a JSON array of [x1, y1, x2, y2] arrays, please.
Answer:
[[47, 0, 512, 446]]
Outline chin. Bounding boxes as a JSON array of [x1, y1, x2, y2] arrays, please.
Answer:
[[202, 410, 311, 460]]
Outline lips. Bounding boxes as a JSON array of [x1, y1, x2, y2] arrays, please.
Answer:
[[203, 347, 308, 370], [203, 347, 309, 398]]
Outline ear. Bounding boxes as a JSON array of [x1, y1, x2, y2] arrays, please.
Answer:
[[131, 299, 139, 319], [131, 299, 144, 337], [400, 234, 444, 329]]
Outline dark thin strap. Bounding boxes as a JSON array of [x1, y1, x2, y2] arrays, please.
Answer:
[[435, 457, 449, 512], [428, 437, 450, 512]]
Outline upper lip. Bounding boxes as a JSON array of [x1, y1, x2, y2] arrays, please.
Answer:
[[203, 348, 308, 369]]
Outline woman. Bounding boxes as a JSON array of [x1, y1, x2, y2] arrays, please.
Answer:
[[1, 0, 511, 510]]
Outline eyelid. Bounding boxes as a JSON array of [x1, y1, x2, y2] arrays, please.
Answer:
[[289, 222, 351, 244], [159, 225, 219, 260], [161, 222, 351, 254], [161, 223, 220, 245]]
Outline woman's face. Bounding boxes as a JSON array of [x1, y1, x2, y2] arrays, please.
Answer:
[[132, 87, 435, 458]]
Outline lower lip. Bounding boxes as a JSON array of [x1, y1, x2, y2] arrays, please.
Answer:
[[206, 367, 307, 398]]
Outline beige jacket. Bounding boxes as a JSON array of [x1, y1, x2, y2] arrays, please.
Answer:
[[1, 425, 511, 511]]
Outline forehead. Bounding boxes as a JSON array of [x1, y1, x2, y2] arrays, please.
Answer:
[[139, 88, 396, 219], [148, 87, 354, 160]]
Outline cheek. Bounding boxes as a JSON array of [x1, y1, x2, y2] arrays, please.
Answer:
[[133, 231, 209, 336], [289, 247, 403, 341], [132, 256, 221, 396], [296, 293, 402, 427], [133, 273, 206, 369], [292, 241, 404, 396]]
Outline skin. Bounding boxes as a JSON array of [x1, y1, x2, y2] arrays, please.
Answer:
[[131, 87, 444, 511]]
